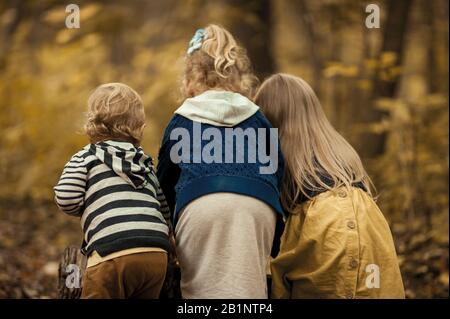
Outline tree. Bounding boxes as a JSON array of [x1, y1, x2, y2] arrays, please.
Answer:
[[220, 0, 276, 79], [292, 0, 323, 93], [362, 0, 413, 157]]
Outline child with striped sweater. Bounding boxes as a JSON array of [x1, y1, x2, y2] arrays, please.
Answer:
[[54, 83, 171, 299]]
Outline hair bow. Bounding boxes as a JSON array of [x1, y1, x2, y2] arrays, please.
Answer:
[[187, 28, 207, 55]]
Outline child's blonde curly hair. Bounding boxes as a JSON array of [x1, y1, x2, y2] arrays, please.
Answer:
[[181, 24, 259, 99], [84, 83, 145, 146]]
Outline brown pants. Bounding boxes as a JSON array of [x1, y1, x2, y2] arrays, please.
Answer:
[[81, 252, 167, 299]]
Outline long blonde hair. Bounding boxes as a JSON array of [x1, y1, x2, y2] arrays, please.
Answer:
[[255, 73, 374, 211], [181, 24, 259, 99]]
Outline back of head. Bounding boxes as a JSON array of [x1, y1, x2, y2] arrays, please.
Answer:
[[182, 24, 259, 99], [255, 73, 374, 210], [85, 82, 145, 146]]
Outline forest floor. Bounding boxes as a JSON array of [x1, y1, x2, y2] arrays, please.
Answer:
[[0, 200, 80, 298], [0, 199, 448, 299]]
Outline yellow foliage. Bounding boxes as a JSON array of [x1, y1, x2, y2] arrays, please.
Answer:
[[323, 62, 359, 78], [380, 51, 398, 67]]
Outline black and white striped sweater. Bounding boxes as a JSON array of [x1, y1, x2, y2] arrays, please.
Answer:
[[54, 140, 171, 257]]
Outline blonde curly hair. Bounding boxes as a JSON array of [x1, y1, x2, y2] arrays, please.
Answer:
[[181, 24, 259, 99], [84, 83, 145, 146]]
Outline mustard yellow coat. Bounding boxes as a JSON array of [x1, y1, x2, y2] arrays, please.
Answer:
[[271, 187, 405, 299]]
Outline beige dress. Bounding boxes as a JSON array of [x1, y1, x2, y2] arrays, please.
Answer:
[[175, 192, 277, 299]]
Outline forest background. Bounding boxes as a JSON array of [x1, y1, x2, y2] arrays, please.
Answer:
[[0, 0, 448, 298]]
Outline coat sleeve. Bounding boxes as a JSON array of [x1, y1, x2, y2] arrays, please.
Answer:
[[54, 154, 87, 217], [156, 184, 172, 230], [156, 117, 181, 216]]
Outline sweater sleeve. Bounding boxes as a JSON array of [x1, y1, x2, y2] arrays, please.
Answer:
[[156, 186, 172, 230], [54, 153, 87, 217], [156, 117, 181, 216]]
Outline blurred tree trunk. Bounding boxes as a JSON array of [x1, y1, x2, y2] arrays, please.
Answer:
[[424, 0, 449, 94], [424, 0, 439, 94], [361, 0, 413, 158], [325, 5, 342, 128], [294, 0, 323, 94], [375, 0, 412, 97], [0, 0, 24, 69], [222, 0, 276, 79]]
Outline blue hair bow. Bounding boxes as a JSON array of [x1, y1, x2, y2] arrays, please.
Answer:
[[187, 28, 207, 55]]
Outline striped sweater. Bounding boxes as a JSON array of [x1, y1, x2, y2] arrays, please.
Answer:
[[54, 140, 171, 257]]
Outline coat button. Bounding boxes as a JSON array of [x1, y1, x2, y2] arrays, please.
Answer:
[[347, 220, 356, 229], [338, 190, 347, 198], [350, 258, 358, 269]]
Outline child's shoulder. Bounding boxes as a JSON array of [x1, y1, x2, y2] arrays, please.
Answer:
[[66, 145, 92, 162], [162, 113, 192, 134], [161, 109, 274, 137], [251, 110, 274, 128]]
